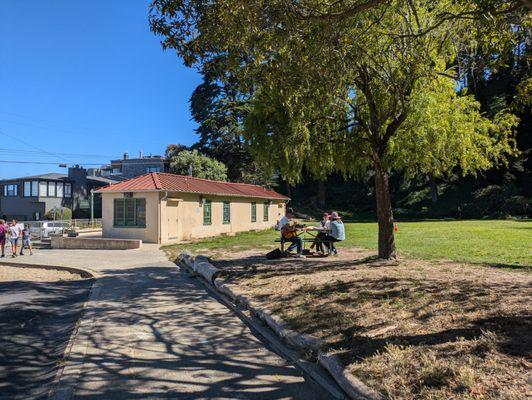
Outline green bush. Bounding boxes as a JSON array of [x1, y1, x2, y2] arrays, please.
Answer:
[[45, 207, 72, 220]]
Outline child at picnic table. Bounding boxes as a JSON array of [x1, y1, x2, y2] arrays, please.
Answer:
[[307, 212, 331, 254]]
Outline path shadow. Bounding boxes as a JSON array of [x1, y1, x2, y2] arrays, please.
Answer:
[[0, 278, 93, 400], [67, 266, 328, 399]]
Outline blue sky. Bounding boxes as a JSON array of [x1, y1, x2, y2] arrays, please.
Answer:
[[0, 0, 201, 179]]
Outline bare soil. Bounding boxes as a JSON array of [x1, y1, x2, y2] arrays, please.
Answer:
[[0, 264, 83, 282], [202, 248, 532, 400]]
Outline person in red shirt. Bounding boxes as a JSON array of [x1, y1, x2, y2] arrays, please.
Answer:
[[0, 219, 7, 258]]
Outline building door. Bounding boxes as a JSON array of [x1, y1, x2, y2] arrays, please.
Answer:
[[166, 201, 179, 241]]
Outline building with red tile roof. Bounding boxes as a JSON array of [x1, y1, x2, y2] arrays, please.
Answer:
[[96, 173, 289, 243]]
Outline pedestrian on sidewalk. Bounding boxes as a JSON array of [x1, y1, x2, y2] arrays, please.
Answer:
[[8, 219, 22, 258], [0, 219, 6, 258], [20, 224, 33, 256]]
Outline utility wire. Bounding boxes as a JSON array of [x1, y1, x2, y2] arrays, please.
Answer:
[[0, 128, 72, 163]]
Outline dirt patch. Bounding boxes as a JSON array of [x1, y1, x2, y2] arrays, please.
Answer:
[[0, 264, 83, 282], [202, 248, 532, 400]]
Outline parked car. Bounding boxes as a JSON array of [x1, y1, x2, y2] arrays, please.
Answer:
[[29, 221, 70, 238]]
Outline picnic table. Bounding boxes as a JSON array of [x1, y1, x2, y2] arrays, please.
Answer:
[[274, 227, 332, 254]]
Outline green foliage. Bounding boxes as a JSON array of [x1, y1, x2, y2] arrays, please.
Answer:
[[168, 149, 228, 181], [393, 76, 519, 178], [45, 207, 72, 220]]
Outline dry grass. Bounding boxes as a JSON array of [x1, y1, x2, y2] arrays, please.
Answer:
[[197, 248, 532, 400]]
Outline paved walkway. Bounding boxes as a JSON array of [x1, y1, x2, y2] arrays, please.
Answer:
[[4, 246, 331, 399]]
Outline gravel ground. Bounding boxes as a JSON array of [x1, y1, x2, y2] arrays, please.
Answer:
[[0, 264, 83, 282]]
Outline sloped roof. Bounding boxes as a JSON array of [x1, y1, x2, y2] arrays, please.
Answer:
[[95, 172, 289, 200]]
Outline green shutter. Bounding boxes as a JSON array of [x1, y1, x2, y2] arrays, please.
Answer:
[[203, 200, 212, 225], [263, 202, 269, 221], [251, 202, 256, 222], [223, 201, 230, 224]]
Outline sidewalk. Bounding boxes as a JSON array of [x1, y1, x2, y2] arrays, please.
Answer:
[[4, 246, 330, 399]]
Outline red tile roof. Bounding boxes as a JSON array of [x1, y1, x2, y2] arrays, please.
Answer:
[[95, 173, 289, 200]]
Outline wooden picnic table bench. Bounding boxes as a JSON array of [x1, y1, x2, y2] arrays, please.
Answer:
[[274, 229, 333, 253]]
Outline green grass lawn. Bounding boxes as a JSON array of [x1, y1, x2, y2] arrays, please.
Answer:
[[162, 219, 532, 268]]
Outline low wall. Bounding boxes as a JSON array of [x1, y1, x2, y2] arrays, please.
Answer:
[[51, 236, 142, 250]]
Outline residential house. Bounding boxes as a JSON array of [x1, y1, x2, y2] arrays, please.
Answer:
[[96, 172, 289, 243], [0, 166, 117, 220], [98, 152, 168, 180]]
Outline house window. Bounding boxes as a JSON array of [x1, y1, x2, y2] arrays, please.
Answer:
[[3, 184, 18, 197], [114, 198, 146, 227], [223, 201, 230, 224], [263, 202, 269, 222], [64, 183, 72, 198], [203, 200, 212, 225], [145, 166, 161, 173], [39, 182, 47, 197], [57, 182, 64, 197], [48, 182, 56, 197], [251, 202, 256, 222], [31, 181, 38, 197], [24, 182, 31, 197]]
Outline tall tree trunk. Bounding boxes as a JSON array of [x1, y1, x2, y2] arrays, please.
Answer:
[[373, 157, 396, 259], [429, 174, 438, 203], [318, 180, 326, 207]]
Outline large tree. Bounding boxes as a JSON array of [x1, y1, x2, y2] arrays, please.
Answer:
[[151, 0, 524, 258]]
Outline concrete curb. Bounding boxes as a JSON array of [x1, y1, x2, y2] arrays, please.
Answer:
[[0, 261, 94, 279], [177, 252, 382, 400]]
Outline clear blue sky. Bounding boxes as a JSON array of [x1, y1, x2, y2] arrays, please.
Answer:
[[0, 0, 201, 179]]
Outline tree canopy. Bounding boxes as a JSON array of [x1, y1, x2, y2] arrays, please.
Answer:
[[168, 149, 228, 181], [151, 0, 527, 258]]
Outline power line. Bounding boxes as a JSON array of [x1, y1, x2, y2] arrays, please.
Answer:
[[0, 128, 72, 163]]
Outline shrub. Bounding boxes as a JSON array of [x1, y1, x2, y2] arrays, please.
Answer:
[[44, 207, 72, 220]]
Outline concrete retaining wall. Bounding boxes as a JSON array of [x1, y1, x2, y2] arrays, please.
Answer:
[[51, 236, 142, 250]]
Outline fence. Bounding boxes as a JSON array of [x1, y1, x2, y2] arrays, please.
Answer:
[[21, 218, 102, 241]]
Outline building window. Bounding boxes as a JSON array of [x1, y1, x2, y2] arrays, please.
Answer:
[[31, 181, 38, 196], [114, 198, 146, 227], [39, 182, 47, 197], [3, 184, 18, 197], [145, 166, 161, 173], [64, 183, 72, 198], [48, 182, 56, 197], [263, 202, 269, 222], [24, 182, 31, 197], [223, 201, 230, 224], [251, 202, 256, 222], [57, 182, 64, 197], [203, 200, 212, 225]]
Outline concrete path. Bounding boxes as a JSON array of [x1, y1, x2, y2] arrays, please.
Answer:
[[3, 246, 331, 399]]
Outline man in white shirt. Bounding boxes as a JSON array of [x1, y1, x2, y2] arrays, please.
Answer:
[[8, 219, 22, 258]]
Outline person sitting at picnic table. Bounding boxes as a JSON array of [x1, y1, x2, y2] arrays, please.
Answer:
[[323, 212, 345, 256], [275, 208, 305, 258], [306, 212, 331, 254]]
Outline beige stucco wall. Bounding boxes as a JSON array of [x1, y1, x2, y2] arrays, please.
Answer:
[[101, 191, 160, 243], [101, 190, 286, 244]]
